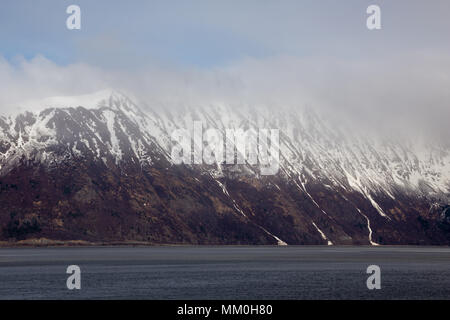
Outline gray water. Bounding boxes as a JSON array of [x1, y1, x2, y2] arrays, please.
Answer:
[[0, 246, 449, 299]]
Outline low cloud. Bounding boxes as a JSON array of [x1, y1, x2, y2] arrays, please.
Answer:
[[1, 52, 449, 139]]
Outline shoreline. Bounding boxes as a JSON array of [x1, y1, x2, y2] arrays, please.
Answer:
[[1, 238, 450, 248], [0, 238, 164, 248]]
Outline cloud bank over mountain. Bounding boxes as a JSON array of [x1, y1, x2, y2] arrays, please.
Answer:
[[1, 52, 449, 140]]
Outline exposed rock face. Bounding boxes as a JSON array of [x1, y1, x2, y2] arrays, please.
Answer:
[[0, 90, 449, 245]]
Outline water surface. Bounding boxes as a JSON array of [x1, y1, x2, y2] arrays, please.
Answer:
[[0, 246, 449, 299]]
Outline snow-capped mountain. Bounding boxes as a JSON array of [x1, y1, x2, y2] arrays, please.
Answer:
[[0, 90, 449, 245]]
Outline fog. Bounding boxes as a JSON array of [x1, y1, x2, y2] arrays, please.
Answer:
[[1, 51, 449, 140]]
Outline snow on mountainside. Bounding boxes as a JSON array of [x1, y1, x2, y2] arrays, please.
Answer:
[[0, 90, 166, 173], [3, 90, 448, 195], [0, 90, 449, 245]]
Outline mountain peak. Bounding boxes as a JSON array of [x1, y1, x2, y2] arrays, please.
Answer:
[[11, 89, 127, 116]]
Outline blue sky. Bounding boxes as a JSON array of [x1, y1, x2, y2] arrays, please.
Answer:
[[1, 0, 449, 69]]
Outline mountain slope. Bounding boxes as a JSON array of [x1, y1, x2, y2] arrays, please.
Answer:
[[0, 90, 449, 245]]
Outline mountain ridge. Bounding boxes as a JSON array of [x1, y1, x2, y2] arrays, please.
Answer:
[[0, 90, 449, 245]]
